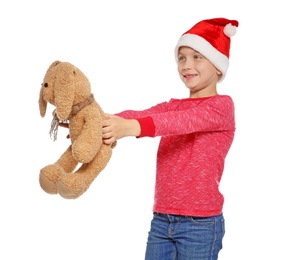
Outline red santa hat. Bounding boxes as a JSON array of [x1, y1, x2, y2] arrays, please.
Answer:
[[175, 18, 239, 82]]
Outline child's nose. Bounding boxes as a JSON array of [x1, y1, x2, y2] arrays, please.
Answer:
[[183, 59, 193, 69]]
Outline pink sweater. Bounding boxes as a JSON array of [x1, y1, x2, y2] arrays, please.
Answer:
[[116, 95, 235, 216]]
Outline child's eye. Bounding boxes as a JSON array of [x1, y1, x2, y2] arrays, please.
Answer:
[[194, 54, 203, 60], [178, 56, 185, 62]]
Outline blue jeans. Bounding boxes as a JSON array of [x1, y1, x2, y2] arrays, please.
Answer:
[[145, 212, 225, 260]]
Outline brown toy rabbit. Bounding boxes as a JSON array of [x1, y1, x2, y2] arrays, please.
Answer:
[[39, 60, 115, 199]]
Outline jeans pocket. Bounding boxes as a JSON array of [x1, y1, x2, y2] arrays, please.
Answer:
[[190, 216, 215, 225]]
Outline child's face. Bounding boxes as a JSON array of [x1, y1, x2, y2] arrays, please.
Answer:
[[177, 46, 221, 97]]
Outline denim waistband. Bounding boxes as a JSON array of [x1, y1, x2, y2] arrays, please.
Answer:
[[154, 212, 209, 219]]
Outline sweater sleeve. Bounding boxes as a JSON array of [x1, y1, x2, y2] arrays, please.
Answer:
[[115, 95, 235, 138], [136, 116, 155, 137], [150, 96, 235, 136]]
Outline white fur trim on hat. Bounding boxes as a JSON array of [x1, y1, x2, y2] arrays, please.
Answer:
[[174, 34, 229, 82]]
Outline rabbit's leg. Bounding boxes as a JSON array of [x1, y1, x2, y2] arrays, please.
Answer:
[[39, 145, 78, 195], [57, 143, 113, 199]]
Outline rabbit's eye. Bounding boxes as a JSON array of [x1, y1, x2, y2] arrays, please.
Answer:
[[42, 82, 48, 87]]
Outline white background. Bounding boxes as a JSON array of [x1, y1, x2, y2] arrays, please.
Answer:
[[1, 1, 283, 259]]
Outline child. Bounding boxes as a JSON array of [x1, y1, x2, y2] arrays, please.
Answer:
[[102, 17, 239, 260]]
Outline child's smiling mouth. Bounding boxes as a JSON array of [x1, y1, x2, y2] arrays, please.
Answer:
[[184, 73, 197, 80]]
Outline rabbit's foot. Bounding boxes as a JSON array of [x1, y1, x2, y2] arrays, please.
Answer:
[[39, 164, 65, 194], [57, 174, 87, 199]]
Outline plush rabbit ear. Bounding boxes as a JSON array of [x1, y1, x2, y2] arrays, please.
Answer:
[[39, 86, 47, 117], [39, 60, 62, 117], [54, 62, 75, 120]]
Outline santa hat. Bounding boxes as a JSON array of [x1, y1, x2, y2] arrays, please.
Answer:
[[175, 18, 239, 82]]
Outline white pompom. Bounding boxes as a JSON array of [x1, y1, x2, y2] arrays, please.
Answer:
[[224, 23, 237, 37]]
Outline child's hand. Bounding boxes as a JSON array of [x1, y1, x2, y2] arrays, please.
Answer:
[[102, 114, 141, 145]]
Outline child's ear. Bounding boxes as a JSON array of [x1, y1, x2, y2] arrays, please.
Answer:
[[217, 70, 222, 81]]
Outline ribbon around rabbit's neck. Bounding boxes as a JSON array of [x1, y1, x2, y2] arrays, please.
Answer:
[[49, 94, 95, 141]]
